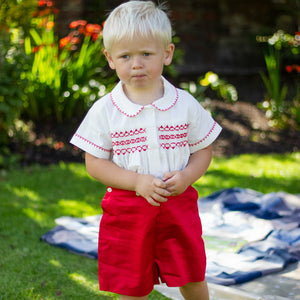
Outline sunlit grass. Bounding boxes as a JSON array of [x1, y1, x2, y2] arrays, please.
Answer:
[[195, 152, 300, 197], [0, 153, 299, 299]]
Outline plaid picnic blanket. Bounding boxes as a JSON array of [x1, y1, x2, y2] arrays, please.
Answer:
[[41, 188, 300, 285]]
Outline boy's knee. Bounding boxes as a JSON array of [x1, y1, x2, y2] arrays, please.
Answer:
[[180, 281, 209, 300]]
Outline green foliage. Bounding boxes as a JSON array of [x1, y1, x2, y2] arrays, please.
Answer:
[[0, 29, 29, 166], [180, 71, 238, 103], [259, 45, 287, 119], [0, 0, 37, 32], [257, 30, 300, 128], [18, 2, 182, 123], [21, 5, 116, 123]]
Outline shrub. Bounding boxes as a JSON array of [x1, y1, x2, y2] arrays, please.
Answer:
[[180, 71, 238, 103], [257, 30, 300, 128], [22, 1, 116, 123], [0, 28, 29, 167]]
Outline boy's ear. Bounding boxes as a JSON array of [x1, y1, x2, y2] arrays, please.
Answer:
[[104, 49, 116, 69], [164, 43, 175, 66]]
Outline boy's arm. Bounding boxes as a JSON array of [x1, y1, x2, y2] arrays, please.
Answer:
[[163, 145, 212, 196], [85, 153, 171, 206]]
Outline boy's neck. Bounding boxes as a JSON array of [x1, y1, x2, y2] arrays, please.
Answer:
[[122, 79, 164, 106]]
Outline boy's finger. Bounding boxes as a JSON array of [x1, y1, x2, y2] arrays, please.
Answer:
[[152, 193, 168, 203], [156, 187, 171, 197], [146, 197, 161, 207], [154, 178, 168, 189]]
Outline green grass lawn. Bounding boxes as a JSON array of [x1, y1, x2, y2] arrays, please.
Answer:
[[0, 152, 299, 299]]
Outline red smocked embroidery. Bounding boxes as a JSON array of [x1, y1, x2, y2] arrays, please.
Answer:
[[111, 128, 148, 155], [74, 134, 110, 152], [112, 136, 147, 147], [159, 133, 188, 140], [158, 124, 189, 132], [189, 121, 217, 147], [111, 128, 146, 138], [114, 145, 148, 155], [161, 141, 188, 149], [158, 123, 189, 150]]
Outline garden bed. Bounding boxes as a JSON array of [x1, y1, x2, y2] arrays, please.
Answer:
[[10, 100, 300, 167]]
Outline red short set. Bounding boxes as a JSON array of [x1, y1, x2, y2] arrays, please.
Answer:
[[98, 185, 206, 297]]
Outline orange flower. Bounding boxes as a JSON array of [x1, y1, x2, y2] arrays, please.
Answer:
[[46, 21, 54, 30], [295, 65, 300, 73], [38, 8, 51, 16], [59, 36, 72, 48], [85, 23, 101, 34], [69, 20, 87, 29]]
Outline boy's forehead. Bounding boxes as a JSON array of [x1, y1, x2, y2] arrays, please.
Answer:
[[111, 35, 164, 50]]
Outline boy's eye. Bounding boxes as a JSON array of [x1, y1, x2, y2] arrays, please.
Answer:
[[143, 53, 150, 57], [121, 55, 129, 59]]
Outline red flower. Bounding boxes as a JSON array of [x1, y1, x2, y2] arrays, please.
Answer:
[[286, 65, 300, 73], [52, 8, 60, 14], [38, 0, 53, 7], [38, 0, 46, 6], [54, 141, 64, 150], [92, 33, 99, 41], [33, 46, 40, 53], [286, 65, 293, 73]]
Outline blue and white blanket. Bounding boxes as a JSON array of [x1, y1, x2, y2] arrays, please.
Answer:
[[41, 188, 300, 286]]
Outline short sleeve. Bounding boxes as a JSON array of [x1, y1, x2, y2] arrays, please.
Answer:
[[70, 99, 112, 159], [185, 92, 222, 153]]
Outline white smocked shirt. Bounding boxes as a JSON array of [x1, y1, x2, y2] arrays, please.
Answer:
[[70, 77, 222, 179]]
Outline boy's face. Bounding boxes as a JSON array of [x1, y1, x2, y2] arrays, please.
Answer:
[[104, 36, 174, 99]]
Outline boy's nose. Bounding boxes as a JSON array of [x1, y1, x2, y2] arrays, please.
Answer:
[[132, 56, 143, 69]]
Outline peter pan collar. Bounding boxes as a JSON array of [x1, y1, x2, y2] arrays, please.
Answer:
[[109, 77, 179, 117]]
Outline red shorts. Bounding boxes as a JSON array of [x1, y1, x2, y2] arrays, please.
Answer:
[[98, 186, 206, 297]]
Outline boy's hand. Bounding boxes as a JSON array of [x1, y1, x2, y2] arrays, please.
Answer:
[[135, 174, 171, 206], [163, 171, 189, 196]]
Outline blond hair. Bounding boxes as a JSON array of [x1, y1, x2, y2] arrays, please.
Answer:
[[103, 1, 172, 53]]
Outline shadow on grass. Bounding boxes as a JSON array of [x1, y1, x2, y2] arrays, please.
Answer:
[[0, 163, 116, 299], [0, 163, 170, 299]]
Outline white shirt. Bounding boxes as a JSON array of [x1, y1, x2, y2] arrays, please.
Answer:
[[70, 77, 222, 179]]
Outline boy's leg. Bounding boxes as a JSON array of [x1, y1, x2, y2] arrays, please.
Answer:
[[179, 280, 209, 300], [119, 295, 148, 300]]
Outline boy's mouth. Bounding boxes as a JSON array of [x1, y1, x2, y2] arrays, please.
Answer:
[[132, 74, 146, 78]]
